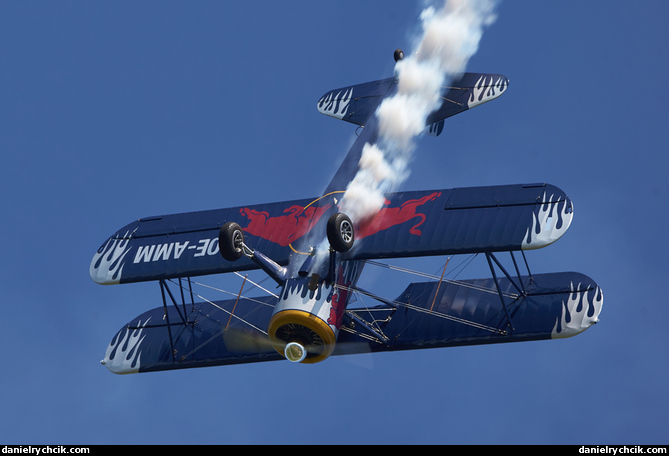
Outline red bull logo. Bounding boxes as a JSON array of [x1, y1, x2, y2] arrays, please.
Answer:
[[356, 191, 441, 239], [239, 191, 441, 249], [239, 203, 331, 247]]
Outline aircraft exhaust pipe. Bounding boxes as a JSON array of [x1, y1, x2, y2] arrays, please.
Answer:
[[284, 342, 307, 363]]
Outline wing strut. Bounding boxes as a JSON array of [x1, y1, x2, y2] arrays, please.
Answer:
[[509, 251, 527, 295], [159, 279, 187, 325], [519, 250, 533, 283], [429, 258, 450, 314], [225, 275, 247, 331], [159, 280, 177, 362], [484, 251, 538, 334], [158, 278, 199, 363]]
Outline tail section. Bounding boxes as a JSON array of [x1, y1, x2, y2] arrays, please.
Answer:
[[425, 73, 509, 136], [317, 72, 509, 136], [317, 77, 395, 126]]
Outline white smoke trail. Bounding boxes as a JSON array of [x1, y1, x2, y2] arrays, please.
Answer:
[[339, 0, 500, 225]]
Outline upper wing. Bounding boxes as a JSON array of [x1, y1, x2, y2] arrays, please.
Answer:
[[90, 183, 570, 285], [343, 183, 573, 261], [90, 198, 315, 285]]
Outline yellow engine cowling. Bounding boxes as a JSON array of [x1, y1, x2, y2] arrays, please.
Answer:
[[268, 309, 337, 364]]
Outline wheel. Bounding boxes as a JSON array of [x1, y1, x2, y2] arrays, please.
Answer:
[[326, 213, 354, 252], [219, 222, 244, 261]]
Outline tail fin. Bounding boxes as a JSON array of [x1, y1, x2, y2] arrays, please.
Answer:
[[317, 73, 509, 136]]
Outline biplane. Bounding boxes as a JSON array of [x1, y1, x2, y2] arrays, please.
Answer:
[[91, 50, 603, 373]]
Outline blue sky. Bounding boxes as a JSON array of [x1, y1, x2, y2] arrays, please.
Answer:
[[1, 1, 667, 445]]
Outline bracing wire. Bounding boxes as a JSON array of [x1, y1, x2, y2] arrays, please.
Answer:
[[164, 278, 272, 361], [363, 257, 518, 299]]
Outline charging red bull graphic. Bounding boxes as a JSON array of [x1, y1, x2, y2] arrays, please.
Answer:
[[239, 203, 331, 247], [239, 191, 441, 249], [356, 192, 441, 239]]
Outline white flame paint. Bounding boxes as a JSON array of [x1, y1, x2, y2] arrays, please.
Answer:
[[522, 193, 573, 250], [468, 74, 508, 108], [552, 283, 603, 339], [318, 88, 353, 120], [90, 232, 132, 285], [102, 318, 150, 374], [275, 260, 361, 332]]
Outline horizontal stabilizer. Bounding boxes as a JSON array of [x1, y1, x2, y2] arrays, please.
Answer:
[[317, 73, 509, 135], [90, 183, 572, 285], [424, 73, 509, 136], [101, 271, 602, 374], [317, 77, 395, 126]]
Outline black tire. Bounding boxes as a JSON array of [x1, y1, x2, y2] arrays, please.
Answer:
[[327, 213, 354, 252], [219, 222, 244, 261]]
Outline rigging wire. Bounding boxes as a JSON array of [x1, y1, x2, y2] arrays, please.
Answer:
[[166, 278, 270, 334], [342, 284, 506, 336], [233, 271, 279, 298], [164, 278, 272, 362], [364, 257, 518, 299], [178, 278, 277, 307]]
